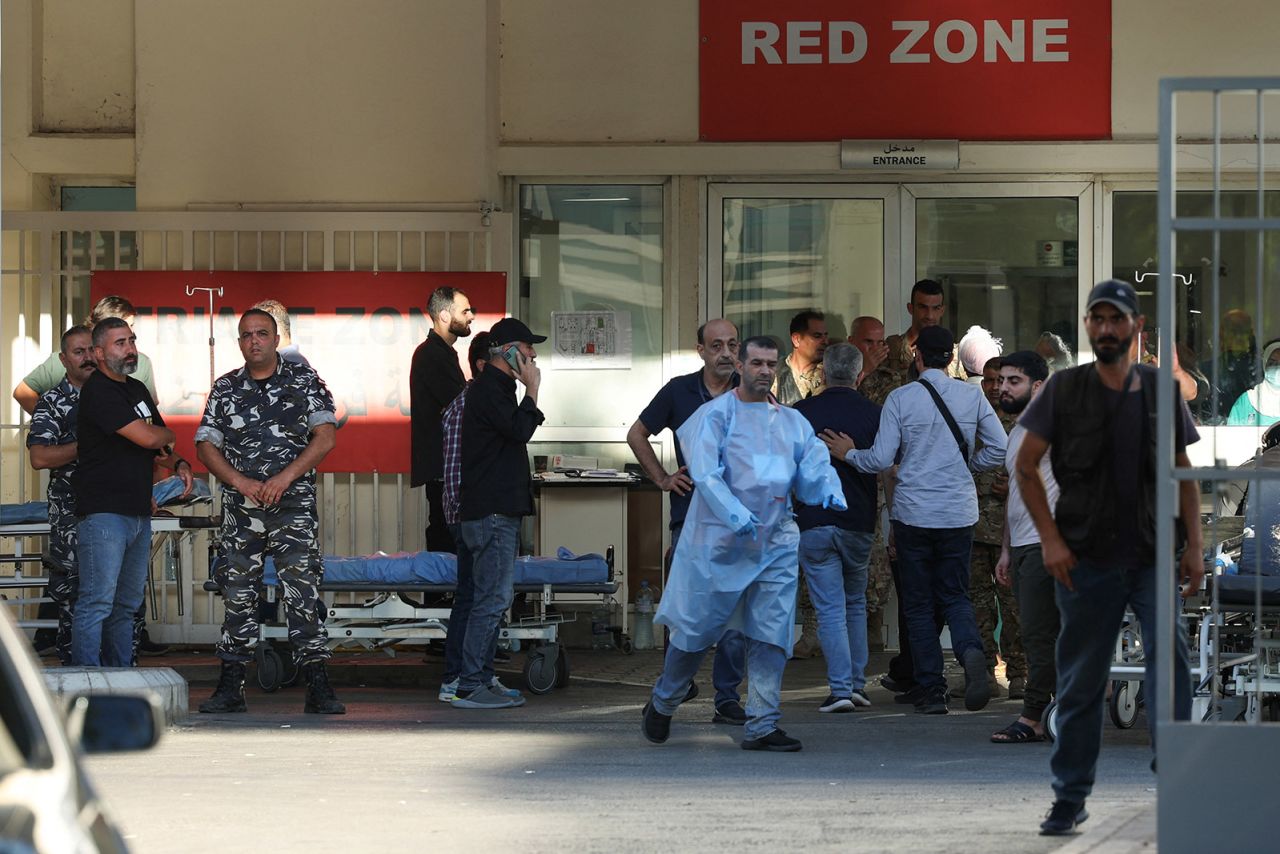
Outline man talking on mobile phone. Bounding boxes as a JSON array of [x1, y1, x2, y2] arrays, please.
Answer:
[[452, 318, 547, 709]]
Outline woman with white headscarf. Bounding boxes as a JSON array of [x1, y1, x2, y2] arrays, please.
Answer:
[[957, 326, 1003, 384], [1226, 338, 1280, 427]]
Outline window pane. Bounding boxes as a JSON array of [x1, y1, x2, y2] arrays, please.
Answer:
[[723, 198, 883, 342], [916, 197, 1079, 359], [1112, 191, 1280, 424], [519, 185, 663, 428]]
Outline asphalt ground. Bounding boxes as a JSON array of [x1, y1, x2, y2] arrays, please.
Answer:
[[78, 647, 1158, 853]]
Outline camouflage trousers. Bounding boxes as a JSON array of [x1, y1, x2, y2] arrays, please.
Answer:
[[970, 542, 1026, 679], [865, 521, 894, 615], [215, 495, 328, 665]]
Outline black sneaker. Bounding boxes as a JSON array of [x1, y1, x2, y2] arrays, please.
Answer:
[[894, 685, 928, 705], [641, 701, 672, 744], [962, 648, 991, 711], [741, 728, 802, 752], [138, 631, 170, 656], [914, 693, 949, 715], [713, 700, 747, 725], [818, 694, 855, 713], [1039, 800, 1088, 836], [880, 674, 915, 694], [681, 681, 699, 704]]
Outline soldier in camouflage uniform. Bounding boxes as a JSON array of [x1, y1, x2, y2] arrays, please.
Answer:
[[196, 308, 343, 715], [25, 327, 97, 665], [970, 358, 1027, 698]]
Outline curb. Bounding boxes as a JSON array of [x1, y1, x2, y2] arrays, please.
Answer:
[[42, 666, 189, 724]]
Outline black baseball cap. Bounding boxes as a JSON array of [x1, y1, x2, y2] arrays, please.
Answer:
[[1086, 279, 1140, 316], [916, 324, 955, 354], [489, 317, 547, 346]]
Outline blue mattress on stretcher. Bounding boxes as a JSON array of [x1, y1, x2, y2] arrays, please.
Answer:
[[265, 547, 610, 586]]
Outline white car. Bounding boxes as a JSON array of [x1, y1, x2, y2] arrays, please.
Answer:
[[0, 608, 162, 853]]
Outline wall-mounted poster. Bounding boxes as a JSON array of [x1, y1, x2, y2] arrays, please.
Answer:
[[551, 310, 632, 370]]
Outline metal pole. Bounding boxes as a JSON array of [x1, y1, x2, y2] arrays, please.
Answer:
[[185, 285, 223, 390]]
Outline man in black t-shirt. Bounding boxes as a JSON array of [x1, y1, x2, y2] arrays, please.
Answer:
[[626, 318, 748, 725], [1016, 280, 1204, 837], [72, 318, 187, 667]]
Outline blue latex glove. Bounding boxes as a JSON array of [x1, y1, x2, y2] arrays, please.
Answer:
[[822, 494, 848, 512], [731, 512, 762, 539]]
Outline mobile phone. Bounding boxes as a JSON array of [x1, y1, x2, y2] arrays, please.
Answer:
[[502, 344, 523, 373]]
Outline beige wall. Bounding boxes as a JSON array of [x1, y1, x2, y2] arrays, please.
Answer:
[[134, 0, 494, 209], [36, 0, 135, 133]]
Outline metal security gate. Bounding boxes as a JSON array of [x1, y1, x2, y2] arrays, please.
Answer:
[[1, 210, 511, 643], [1155, 79, 1280, 850]]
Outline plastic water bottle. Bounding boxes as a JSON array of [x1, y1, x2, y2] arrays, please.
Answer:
[[633, 581, 657, 650]]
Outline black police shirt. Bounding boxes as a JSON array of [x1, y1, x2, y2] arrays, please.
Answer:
[[73, 370, 165, 517]]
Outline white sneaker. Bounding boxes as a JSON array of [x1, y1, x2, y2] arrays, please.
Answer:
[[850, 689, 872, 707], [438, 679, 458, 702], [818, 694, 855, 713]]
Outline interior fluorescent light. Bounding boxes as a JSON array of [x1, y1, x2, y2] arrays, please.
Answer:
[[561, 197, 632, 202], [990, 285, 1009, 290]]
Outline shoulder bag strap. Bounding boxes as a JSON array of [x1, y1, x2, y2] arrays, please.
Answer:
[[915, 377, 969, 464]]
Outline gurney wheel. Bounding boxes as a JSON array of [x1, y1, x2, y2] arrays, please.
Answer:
[[255, 645, 284, 693], [1109, 680, 1139, 729], [1043, 700, 1059, 743], [523, 650, 558, 695]]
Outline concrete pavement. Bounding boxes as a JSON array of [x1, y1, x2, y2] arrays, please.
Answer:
[[81, 649, 1159, 853]]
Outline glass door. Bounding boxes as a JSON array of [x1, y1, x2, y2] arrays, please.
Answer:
[[708, 184, 899, 343]]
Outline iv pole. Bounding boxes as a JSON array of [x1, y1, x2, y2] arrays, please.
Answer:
[[185, 285, 223, 390]]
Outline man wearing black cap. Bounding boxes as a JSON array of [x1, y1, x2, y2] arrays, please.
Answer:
[[1015, 280, 1202, 836], [821, 324, 1007, 716], [452, 317, 546, 709]]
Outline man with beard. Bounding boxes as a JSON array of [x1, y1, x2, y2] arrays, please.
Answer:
[[1016, 280, 1203, 835], [627, 318, 747, 724], [642, 337, 844, 751], [411, 286, 476, 552], [987, 351, 1057, 744], [197, 309, 342, 714], [72, 318, 186, 667]]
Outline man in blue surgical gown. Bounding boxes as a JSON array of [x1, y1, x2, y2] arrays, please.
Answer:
[[642, 335, 846, 752]]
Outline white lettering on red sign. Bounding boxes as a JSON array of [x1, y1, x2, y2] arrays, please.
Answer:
[[741, 19, 1070, 65]]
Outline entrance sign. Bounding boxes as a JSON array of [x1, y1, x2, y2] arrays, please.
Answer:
[[700, 0, 1111, 141], [91, 270, 508, 473], [841, 140, 960, 170]]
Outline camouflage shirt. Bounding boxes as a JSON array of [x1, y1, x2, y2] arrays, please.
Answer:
[[773, 354, 825, 406], [196, 357, 337, 500], [26, 378, 80, 504], [858, 332, 966, 407], [972, 409, 1018, 545]]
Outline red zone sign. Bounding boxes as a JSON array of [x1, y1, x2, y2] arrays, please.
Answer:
[[91, 270, 508, 474], [699, 0, 1111, 142]]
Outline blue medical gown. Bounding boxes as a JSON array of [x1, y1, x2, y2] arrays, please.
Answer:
[[655, 392, 846, 651]]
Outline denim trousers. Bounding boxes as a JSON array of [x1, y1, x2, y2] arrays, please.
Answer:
[[891, 521, 983, 698], [456, 514, 520, 692], [1051, 558, 1191, 804], [798, 526, 875, 696], [72, 513, 151, 667], [671, 521, 744, 706], [651, 638, 788, 740], [442, 522, 494, 686]]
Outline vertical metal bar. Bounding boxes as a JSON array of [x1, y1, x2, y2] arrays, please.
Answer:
[[256, 231, 263, 271], [1252, 89, 1267, 722], [396, 473, 404, 551], [420, 231, 426, 271], [348, 473, 357, 554], [396, 232, 403, 271], [302, 231, 309, 272], [1154, 79, 1177, 744], [444, 231, 452, 270], [114, 230, 122, 270], [372, 469, 381, 552], [349, 231, 355, 272], [468, 231, 476, 272]]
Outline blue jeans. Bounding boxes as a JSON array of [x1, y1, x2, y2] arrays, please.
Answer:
[[799, 526, 874, 696], [1051, 558, 1191, 804], [891, 521, 982, 697], [671, 521, 744, 706], [651, 638, 788, 740], [456, 514, 520, 692], [442, 523, 494, 686], [72, 514, 151, 667]]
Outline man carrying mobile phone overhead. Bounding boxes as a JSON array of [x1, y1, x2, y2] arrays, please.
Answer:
[[452, 317, 547, 709]]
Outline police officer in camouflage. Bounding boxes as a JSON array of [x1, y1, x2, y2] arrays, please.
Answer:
[[26, 326, 98, 664], [196, 308, 343, 714], [969, 356, 1027, 700]]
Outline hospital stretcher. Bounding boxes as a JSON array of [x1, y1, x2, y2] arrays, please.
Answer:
[[204, 546, 618, 695], [1, 502, 217, 630]]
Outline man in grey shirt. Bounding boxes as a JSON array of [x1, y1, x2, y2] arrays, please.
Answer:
[[822, 325, 1007, 715], [989, 351, 1059, 744]]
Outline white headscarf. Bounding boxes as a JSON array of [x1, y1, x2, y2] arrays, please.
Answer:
[[1247, 340, 1280, 418], [957, 325, 1003, 378]]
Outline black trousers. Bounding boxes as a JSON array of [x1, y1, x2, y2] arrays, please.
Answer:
[[424, 480, 457, 553], [885, 556, 946, 688], [1011, 543, 1059, 721]]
